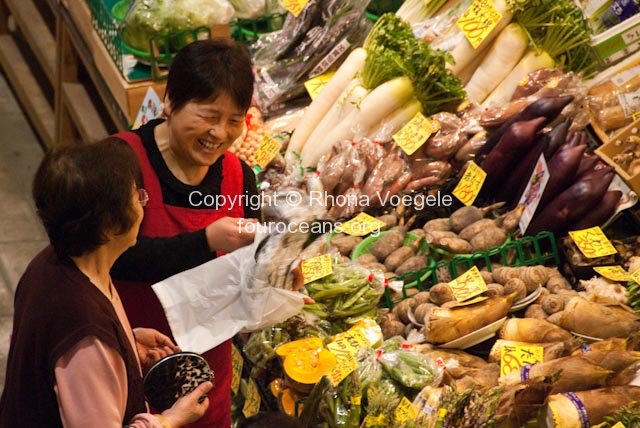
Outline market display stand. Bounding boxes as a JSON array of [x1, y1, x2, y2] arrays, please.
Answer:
[[0, 0, 166, 147]]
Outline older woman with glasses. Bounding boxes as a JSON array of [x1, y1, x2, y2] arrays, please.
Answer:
[[0, 139, 212, 427]]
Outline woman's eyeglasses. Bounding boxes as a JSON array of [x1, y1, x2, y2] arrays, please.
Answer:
[[137, 188, 149, 207]]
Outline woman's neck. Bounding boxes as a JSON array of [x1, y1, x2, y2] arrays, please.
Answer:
[[70, 246, 118, 299], [154, 122, 208, 185]]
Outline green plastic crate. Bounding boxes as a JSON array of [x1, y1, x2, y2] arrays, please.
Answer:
[[232, 12, 287, 44]]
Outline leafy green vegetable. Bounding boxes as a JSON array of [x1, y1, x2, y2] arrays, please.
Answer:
[[603, 401, 640, 427], [361, 13, 466, 115], [510, 0, 597, 77]]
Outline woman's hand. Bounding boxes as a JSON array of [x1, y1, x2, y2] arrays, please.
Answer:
[[205, 217, 257, 253], [162, 381, 213, 427], [133, 328, 180, 369]]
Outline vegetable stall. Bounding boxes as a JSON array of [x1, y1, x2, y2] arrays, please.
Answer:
[[222, 0, 640, 426]]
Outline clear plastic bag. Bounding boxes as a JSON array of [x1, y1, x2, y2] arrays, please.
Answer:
[[123, 0, 234, 52], [228, 0, 266, 19]]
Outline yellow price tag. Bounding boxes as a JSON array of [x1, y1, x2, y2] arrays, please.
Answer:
[[328, 352, 358, 387], [329, 330, 368, 358], [448, 266, 488, 302], [304, 71, 335, 100], [302, 254, 333, 283], [231, 345, 243, 395], [280, 0, 309, 17], [395, 397, 418, 423], [254, 135, 281, 169], [633, 111, 640, 122], [568, 226, 617, 259], [452, 161, 486, 206], [392, 112, 441, 155], [632, 269, 640, 284], [351, 396, 362, 405], [456, 0, 503, 48], [338, 212, 387, 237], [242, 379, 261, 418], [500, 345, 544, 376], [364, 414, 388, 427], [612, 422, 627, 428], [594, 265, 631, 282]]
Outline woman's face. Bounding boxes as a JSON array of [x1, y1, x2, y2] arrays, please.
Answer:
[[123, 186, 145, 248], [164, 92, 246, 167]]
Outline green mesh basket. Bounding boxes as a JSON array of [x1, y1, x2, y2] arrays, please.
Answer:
[[232, 12, 287, 44]]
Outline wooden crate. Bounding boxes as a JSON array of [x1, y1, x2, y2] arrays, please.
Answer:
[[596, 124, 640, 195]]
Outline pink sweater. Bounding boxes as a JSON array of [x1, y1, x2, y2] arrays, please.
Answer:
[[54, 284, 163, 427]]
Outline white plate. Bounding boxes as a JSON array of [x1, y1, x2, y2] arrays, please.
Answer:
[[570, 331, 604, 342], [510, 287, 542, 312], [440, 317, 507, 349]]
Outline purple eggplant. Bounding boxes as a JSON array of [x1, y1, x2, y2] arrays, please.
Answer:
[[497, 135, 549, 205], [481, 117, 546, 191], [478, 96, 574, 159], [528, 169, 615, 235], [543, 119, 571, 159], [573, 190, 623, 230], [575, 155, 600, 177], [538, 145, 586, 210]]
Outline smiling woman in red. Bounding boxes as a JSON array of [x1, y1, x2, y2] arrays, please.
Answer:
[[111, 39, 260, 428]]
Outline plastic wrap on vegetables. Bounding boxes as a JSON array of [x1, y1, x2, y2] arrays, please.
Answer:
[[243, 326, 291, 377], [123, 0, 234, 53], [422, 112, 464, 160], [228, 0, 284, 19], [361, 150, 412, 208], [378, 348, 441, 390]]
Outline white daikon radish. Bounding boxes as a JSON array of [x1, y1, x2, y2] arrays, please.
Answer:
[[300, 76, 414, 167], [482, 49, 555, 107], [287, 48, 367, 156], [465, 23, 528, 103], [301, 82, 369, 156], [366, 98, 423, 142], [457, 41, 491, 86], [448, 0, 513, 76]]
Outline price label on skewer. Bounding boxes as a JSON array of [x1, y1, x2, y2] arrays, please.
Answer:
[[304, 71, 336, 100], [568, 226, 617, 259], [594, 265, 631, 282], [301, 254, 333, 283], [337, 212, 387, 236], [447, 266, 488, 302], [393, 112, 441, 155], [456, 0, 503, 48], [395, 397, 418, 423], [281, 0, 309, 17], [254, 135, 281, 169], [452, 161, 486, 206], [242, 378, 261, 418], [231, 345, 243, 395], [500, 345, 544, 376]]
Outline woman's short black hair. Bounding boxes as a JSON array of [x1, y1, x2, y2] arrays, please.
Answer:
[[33, 138, 142, 257], [166, 38, 254, 113], [240, 412, 301, 428]]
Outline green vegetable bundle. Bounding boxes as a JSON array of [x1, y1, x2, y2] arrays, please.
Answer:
[[304, 260, 384, 332], [627, 281, 640, 312], [243, 326, 290, 376], [378, 349, 437, 390]]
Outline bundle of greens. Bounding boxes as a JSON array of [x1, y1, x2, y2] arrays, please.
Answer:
[[511, 0, 597, 77], [303, 260, 384, 332], [602, 402, 640, 427], [361, 14, 465, 115]]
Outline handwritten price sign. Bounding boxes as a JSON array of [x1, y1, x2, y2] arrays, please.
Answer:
[[500, 345, 544, 376], [393, 112, 441, 156], [301, 254, 333, 283], [328, 352, 358, 387], [338, 212, 387, 237], [448, 266, 488, 302], [452, 161, 486, 206], [231, 345, 243, 395], [568, 226, 617, 259], [242, 378, 261, 418], [281, 0, 309, 17], [594, 265, 631, 282], [395, 397, 418, 423], [456, 0, 503, 48], [254, 135, 281, 169], [304, 71, 335, 100]]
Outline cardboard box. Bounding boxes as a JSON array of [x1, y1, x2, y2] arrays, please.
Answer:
[[596, 123, 640, 194]]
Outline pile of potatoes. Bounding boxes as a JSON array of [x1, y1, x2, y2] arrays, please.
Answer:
[[423, 205, 523, 254], [379, 264, 569, 340]]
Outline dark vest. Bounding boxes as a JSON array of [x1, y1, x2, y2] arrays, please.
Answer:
[[0, 246, 146, 427]]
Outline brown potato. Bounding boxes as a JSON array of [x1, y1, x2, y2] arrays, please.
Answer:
[[459, 218, 500, 241], [356, 254, 379, 265], [480, 270, 494, 284], [429, 283, 455, 306], [330, 234, 362, 256], [370, 232, 404, 261], [413, 291, 431, 305], [384, 247, 415, 272], [525, 304, 548, 319], [486, 283, 504, 297], [409, 229, 426, 239], [450, 206, 484, 232], [470, 227, 507, 252], [504, 277, 527, 300], [423, 218, 451, 232], [392, 298, 418, 324], [395, 256, 428, 276], [414, 303, 436, 325]]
